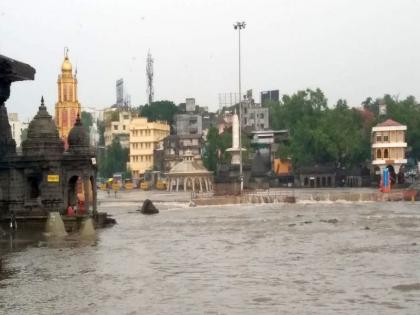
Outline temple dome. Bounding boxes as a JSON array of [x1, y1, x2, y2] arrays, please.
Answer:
[[61, 56, 72, 72], [168, 152, 211, 175], [22, 97, 64, 156], [67, 114, 91, 154]]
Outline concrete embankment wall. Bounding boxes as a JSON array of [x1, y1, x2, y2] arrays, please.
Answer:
[[194, 190, 419, 206]]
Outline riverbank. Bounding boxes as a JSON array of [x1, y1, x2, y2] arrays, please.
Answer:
[[98, 187, 419, 207]]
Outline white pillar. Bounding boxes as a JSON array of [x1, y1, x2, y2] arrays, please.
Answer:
[[232, 111, 239, 149], [205, 178, 209, 192]]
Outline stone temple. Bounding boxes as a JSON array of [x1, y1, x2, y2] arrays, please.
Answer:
[[0, 55, 97, 220]]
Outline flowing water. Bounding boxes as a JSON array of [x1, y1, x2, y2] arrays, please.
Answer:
[[1, 201, 420, 314]]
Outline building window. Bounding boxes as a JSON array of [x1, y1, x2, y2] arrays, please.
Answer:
[[383, 135, 389, 142], [376, 149, 382, 159], [376, 135, 382, 142], [114, 125, 118, 130], [384, 149, 389, 159], [260, 113, 264, 119], [123, 125, 126, 130]]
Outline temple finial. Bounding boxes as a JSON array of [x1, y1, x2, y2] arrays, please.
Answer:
[[41, 96, 44, 106]]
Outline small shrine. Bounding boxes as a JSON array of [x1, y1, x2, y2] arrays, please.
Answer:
[[166, 152, 213, 193]]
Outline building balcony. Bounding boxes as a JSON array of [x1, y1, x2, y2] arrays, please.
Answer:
[[372, 158, 407, 165], [372, 142, 407, 148]]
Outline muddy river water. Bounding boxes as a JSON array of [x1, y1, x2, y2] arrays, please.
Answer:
[[1, 201, 420, 314]]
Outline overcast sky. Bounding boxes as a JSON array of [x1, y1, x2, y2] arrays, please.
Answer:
[[1, 0, 420, 121]]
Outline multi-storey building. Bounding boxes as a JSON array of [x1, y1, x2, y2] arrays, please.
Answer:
[[371, 118, 407, 183], [128, 117, 170, 179], [157, 134, 203, 172], [55, 51, 81, 148], [242, 98, 269, 131], [174, 113, 202, 135], [104, 109, 133, 148]]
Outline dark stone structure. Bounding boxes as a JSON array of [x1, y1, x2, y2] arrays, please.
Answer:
[[0, 55, 97, 219], [139, 199, 159, 215], [249, 150, 271, 189]]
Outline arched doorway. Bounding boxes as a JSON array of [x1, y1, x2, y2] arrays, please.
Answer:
[[373, 166, 381, 184], [386, 165, 396, 185], [27, 173, 42, 202], [68, 175, 79, 207], [28, 178, 41, 199]]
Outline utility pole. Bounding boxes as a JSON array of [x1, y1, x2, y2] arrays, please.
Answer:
[[234, 21, 246, 193], [146, 50, 154, 106]]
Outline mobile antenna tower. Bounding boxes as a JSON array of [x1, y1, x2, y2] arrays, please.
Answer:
[[146, 50, 154, 105]]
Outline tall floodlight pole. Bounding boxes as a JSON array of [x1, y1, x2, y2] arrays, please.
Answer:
[[234, 21, 246, 193], [146, 50, 154, 106]]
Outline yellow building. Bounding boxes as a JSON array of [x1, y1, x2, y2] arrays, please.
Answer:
[[104, 109, 133, 148], [55, 51, 81, 148], [371, 119, 407, 183], [129, 117, 170, 178]]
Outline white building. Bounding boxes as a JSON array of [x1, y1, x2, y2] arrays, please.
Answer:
[[8, 113, 24, 147], [371, 119, 407, 183]]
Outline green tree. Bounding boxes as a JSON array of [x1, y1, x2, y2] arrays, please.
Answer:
[[97, 119, 105, 146], [81, 111, 93, 133], [99, 137, 129, 178], [203, 127, 218, 171], [381, 95, 420, 160], [140, 100, 179, 127], [203, 126, 253, 172], [269, 88, 371, 169]]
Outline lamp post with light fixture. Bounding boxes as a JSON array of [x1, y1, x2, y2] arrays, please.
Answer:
[[233, 21, 246, 193]]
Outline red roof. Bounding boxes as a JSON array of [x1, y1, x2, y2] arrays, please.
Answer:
[[376, 119, 403, 127]]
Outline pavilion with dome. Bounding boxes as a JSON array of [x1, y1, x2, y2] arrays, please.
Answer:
[[166, 152, 213, 193]]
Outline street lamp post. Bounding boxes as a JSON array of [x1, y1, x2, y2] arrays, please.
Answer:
[[234, 21, 246, 193]]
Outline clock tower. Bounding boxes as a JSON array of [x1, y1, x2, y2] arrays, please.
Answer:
[[55, 49, 81, 148]]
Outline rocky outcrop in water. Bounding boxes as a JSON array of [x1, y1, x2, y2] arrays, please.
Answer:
[[140, 199, 159, 215]]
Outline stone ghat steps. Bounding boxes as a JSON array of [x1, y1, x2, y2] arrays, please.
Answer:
[[194, 189, 419, 206], [0, 212, 115, 232]]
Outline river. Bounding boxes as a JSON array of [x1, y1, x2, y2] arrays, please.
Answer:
[[1, 201, 420, 314]]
